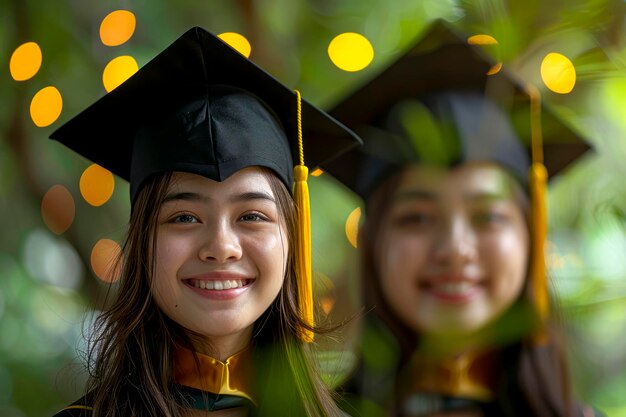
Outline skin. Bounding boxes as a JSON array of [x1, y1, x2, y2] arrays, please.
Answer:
[[375, 162, 529, 341], [151, 167, 288, 361]]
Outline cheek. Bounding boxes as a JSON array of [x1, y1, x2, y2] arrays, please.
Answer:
[[152, 235, 189, 295], [247, 228, 288, 286], [376, 229, 429, 297], [484, 228, 529, 301]]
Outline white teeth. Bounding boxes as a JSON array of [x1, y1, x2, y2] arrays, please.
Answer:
[[190, 279, 247, 290], [434, 282, 475, 295]]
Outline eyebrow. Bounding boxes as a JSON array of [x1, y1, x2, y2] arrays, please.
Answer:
[[466, 191, 511, 203], [393, 189, 437, 202], [393, 189, 509, 203], [162, 190, 276, 204]]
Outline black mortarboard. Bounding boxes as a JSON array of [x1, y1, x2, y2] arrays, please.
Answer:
[[50, 26, 363, 343], [50, 26, 361, 202], [323, 19, 590, 200]]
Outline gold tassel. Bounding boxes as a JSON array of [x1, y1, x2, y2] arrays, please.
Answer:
[[293, 90, 314, 343], [527, 85, 549, 343]]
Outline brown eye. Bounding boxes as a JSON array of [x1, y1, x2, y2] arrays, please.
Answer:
[[240, 212, 266, 222], [394, 212, 434, 226], [173, 214, 198, 223]]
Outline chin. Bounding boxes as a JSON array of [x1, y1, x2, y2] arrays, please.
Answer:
[[419, 317, 489, 338]]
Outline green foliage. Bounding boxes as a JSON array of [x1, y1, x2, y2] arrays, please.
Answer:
[[2, 0, 626, 415]]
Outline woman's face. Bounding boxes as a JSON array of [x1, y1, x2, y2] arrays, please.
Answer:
[[375, 162, 529, 336], [152, 168, 288, 354]]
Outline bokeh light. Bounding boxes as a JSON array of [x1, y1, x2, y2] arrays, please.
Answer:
[[30, 86, 63, 127], [467, 34, 498, 45], [319, 296, 336, 316], [9, 41, 42, 81], [102, 55, 139, 92], [100, 10, 136, 46], [345, 207, 361, 248], [328, 32, 374, 72], [79, 164, 115, 207], [218, 32, 252, 58], [90, 239, 123, 283], [31, 286, 79, 336], [467, 34, 501, 75], [41, 185, 75, 235], [541, 52, 576, 94], [487, 62, 503, 75], [23, 229, 83, 290], [311, 168, 324, 177]]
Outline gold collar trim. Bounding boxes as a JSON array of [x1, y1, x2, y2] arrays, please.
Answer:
[[401, 350, 498, 402], [173, 346, 256, 404]]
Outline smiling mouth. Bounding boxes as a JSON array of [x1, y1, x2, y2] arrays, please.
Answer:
[[419, 279, 484, 301], [185, 279, 253, 290]]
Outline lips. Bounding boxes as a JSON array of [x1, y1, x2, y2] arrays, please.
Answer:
[[419, 275, 484, 303]]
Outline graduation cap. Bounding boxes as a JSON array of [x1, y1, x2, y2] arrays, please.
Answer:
[[322, 20, 591, 341], [324, 19, 588, 199], [50, 26, 362, 342]]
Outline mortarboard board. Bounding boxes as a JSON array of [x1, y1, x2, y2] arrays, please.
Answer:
[[50, 26, 363, 342], [322, 19, 592, 372]]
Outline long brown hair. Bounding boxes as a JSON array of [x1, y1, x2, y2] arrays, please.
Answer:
[[86, 168, 342, 417], [357, 166, 581, 417]]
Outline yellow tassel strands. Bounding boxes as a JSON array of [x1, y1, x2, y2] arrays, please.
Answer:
[[293, 90, 314, 343]]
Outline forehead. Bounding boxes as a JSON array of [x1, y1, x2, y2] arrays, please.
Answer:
[[167, 167, 274, 196], [395, 162, 521, 198]]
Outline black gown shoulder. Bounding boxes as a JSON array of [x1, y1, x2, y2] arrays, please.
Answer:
[[51, 396, 93, 417]]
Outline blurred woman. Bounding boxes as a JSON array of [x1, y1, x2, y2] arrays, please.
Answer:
[[324, 20, 600, 417]]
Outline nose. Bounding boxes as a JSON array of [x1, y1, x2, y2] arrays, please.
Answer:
[[432, 216, 477, 266], [198, 220, 243, 263]]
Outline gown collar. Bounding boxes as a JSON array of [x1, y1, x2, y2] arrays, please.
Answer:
[[173, 346, 257, 407]]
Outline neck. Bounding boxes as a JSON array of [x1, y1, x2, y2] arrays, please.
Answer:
[[191, 327, 254, 362], [417, 326, 498, 358]]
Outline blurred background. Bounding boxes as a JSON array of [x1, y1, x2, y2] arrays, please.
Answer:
[[2, 0, 626, 416]]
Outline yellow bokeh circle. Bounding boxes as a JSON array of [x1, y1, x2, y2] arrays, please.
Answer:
[[10, 42, 42, 81], [100, 10, 136, 46], [30, 86, 63, 127], [218, 32, 252, 58], [102, 55, 139, 92], [345, 207, 362, 248], [467, 34, 501, 75], [467, 34, 498, 45], [91, 239, 123, 283], [541, 52, 576, 94], [41, 184, 75, 235], [328, 33, 374, 72], [80, 164, 115, 207], [487, 62, 503, 75]]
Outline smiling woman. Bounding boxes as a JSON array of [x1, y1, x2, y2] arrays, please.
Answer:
[[47, 26, 361, 417]]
